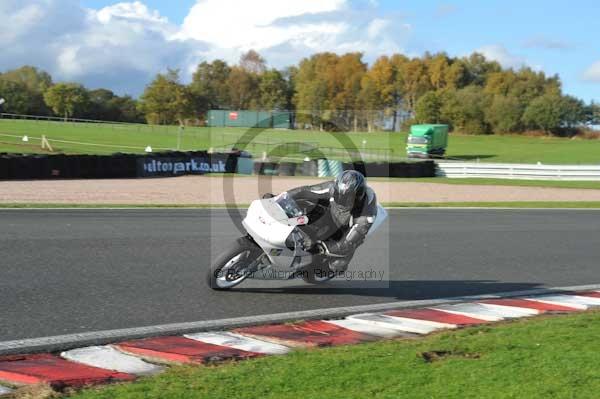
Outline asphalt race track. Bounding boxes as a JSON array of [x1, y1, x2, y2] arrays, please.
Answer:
[[1, 208, 599, 342]]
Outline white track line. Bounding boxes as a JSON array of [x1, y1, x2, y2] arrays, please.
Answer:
[[524, 295, 600, 310], [347, 313, 454, 334], [325, 319, 409, 338], [61, 346, 164, 376], [477, 303, 540, 316], [0, 386, 13, 396], [431, 303, 532, 321], [184, 332, 290, 355]]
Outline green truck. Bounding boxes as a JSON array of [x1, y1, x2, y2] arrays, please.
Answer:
[[406, 124, 449, 158]]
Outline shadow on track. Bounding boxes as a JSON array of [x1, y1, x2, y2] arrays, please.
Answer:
[[229, 280, 544, 301]]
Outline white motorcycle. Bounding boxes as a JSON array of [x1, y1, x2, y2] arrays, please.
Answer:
[[207, 191, 388, 290]]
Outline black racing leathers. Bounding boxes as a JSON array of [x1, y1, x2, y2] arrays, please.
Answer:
[[286, 181, 378, 271]]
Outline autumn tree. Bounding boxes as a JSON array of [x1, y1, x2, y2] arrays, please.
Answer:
[[190, 60, 231, 113], [259, 69, 288, 110], [445, 59, 469, 89], [43, 83, 90, 120], [227, 66, 259, 109], [281, 66, 298, 110], [138, 70, 195, 125], [239, 50, 266, 75], [522, 94, 564, 133], [110, 95, 144, 123], [398, 58, 431, 118], [0, 66, 52, 114], [359, 73, 379, 131], [463, 53, 501, 86], [441, 86, 491, 134], [389, 54, 409, 129], [485, 95, 524, 133], [293, 53, 336, 129], [0, 80, 32, 114], [85, 89, 120, 121], [485, 68, 561, 104], [359, 57, 389, 131], [225, 51, 268, 109], [2, 66, 52, 93], [83, 89, 143, 123], [330, 53, 366, 130], [415, 91, 442, 123], [557, 95, 586, 129], [425, 53, 450, 90]]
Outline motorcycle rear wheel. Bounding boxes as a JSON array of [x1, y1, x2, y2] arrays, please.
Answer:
[[207, 236, 262, 290]]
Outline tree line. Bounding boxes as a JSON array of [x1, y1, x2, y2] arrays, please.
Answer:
[[1, 51, 599, 135], [0, 66, 144, 123]]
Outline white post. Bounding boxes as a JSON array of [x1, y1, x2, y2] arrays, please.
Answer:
[[41, 135, 53, 152]]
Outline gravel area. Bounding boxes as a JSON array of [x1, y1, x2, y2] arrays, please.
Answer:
[[1, 176, 600, 204]]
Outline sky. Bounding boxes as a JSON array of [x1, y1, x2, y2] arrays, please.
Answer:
[[1, 0, 599, 101]]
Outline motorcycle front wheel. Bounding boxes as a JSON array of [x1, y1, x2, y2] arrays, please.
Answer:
[[207, 236, 262, 290]]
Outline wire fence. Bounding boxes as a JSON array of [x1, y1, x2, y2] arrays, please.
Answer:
[[212, 141, 397, 162]]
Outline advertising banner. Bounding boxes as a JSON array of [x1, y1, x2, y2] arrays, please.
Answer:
[[136, 153, 234, 177]]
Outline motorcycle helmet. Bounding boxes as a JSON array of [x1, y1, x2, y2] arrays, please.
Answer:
[[331, 170, 366, 210]]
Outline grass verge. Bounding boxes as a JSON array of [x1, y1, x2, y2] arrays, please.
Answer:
[[370, 177, 600, 190], [384, 201, 600, 208], [1, 202, 600, 209], [0, 203, 240, 209], [66, 311, 600, 399]]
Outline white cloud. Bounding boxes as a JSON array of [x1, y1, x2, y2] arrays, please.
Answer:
[[179, 0, 345, 49], [583, 61, 600, 83], [0, 0, 205, 95], [0, 0, 410, 95], [178, 0, 408, 66], [96, 1, 168, 25], [0, 3, 45, 43], [367, 18, 389, 39], [477, 44, 528, 69]]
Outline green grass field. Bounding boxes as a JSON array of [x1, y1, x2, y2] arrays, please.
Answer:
[[386, 177, 600, 190], [1, 118, 600, 164], [65, 311, 600, 399]]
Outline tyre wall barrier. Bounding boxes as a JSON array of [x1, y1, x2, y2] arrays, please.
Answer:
[[300, 160, 318, 176], [341, 161, 435, 178], [250, 160, 436, 178], [253, 161, 279, 176], [278, 162, 297, 176], [0, 152, 240, 180], [0, 153, 434, 180]]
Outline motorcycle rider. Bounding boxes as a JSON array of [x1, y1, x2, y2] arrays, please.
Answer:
[[281, 170, 377, 273]]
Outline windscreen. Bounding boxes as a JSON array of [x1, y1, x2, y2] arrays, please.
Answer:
[[275, 192, 303, 218], [408, 136, 428, 144]]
